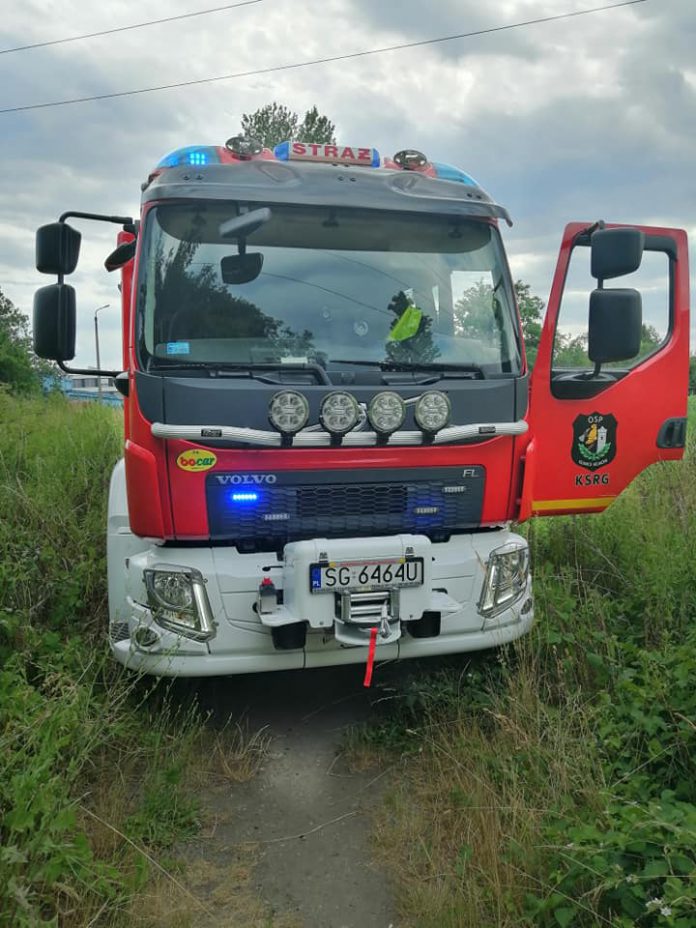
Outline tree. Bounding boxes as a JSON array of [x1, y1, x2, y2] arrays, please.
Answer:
[[297, 106, 336, 146], [514, 280, 544, 365], [240, 102, 336, 149], [0, 288, 39, 394], [639, 323, 662, 357], [553, 323, 663, 369], [553, 332, 592, 368], [452, 278, 544, 366], [453, 279, 498, 343], [153, 238, 316, 359]]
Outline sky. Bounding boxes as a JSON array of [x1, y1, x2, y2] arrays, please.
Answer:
[[2, 0, 695, 369]]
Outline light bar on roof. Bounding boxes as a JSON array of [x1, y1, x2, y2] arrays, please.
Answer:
[[156, 146, 222, 168], [274, 141, 380, 167]]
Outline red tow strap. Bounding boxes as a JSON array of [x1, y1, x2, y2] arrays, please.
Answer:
[[363, 626, 378, 688]]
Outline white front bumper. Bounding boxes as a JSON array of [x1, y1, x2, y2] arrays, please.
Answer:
[[108, 530, 533, 677]]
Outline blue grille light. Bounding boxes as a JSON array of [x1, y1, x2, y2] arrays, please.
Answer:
[[411, 494, 445, 526], [231, 492, 259, 502]]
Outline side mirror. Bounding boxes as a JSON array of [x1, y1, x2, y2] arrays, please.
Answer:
[[36, 222, 82, 275], [591, 227, 645, 280], [33, 284, 76, 361], [104, 240, 136, 272], [588, 288, 642, 364], [221, 252, 264, 285]]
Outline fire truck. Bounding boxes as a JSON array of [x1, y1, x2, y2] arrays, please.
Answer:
[[32, 137, 690, 677]]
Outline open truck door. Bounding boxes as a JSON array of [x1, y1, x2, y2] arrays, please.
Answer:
[[520, 222, 690, 519]]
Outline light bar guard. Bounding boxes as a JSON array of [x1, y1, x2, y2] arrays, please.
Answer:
[[151, 420, 528, 447]]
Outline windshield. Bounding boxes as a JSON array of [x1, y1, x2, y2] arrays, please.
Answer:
[[138, 202, 522, 375]]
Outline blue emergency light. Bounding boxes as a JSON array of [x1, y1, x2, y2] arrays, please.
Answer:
[[156, 146, 222, 168], [231, 492, 259, 503], [431, 162, 478, 186]]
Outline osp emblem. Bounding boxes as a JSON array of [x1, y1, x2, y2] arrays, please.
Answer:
[[572, 413, 617, 471]]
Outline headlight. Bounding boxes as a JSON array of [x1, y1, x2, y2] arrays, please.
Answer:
[[150, 571, 193, 609], [414, 390, 451, 434], [367, 391, 406, 435], [143, 565, 216, 641], [478, 543, 529, 617], [320, 391, 360, 436], [268, 390, 309, 436]]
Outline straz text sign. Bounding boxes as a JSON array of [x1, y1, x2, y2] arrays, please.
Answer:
[[289, 142, 378, 166]]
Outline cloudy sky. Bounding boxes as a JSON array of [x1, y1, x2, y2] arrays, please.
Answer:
[[2, 0, 694, 368]]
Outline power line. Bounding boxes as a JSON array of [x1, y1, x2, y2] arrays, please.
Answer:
[[0, 0, 648, 115], [0, 0, 265, 56]]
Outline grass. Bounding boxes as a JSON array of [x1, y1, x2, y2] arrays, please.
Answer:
[[346, 399, 696, 927], [0, 392, 270, 927], [3, 389, 695, 926]]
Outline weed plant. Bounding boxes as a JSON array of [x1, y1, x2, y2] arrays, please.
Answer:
[[349, 401, 696, 927], [0, 394, 241, 927]]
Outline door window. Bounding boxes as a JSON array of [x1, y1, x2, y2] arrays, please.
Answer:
[[553, 246, 670, 371]]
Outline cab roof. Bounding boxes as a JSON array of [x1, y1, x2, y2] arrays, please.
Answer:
[[142, 141, 511, 225]]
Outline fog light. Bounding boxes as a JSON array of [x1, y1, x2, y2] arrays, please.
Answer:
[[367, 391, 406, 435], [268, 390, 309, 436], [320, 391, 360, 436], [478, 543, 529, 618], [144, 565, 216, 641], [134, 626, 160, 649], [415, 391, 451, 435]]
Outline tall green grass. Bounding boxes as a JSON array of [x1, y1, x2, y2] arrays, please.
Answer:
[[349, 401, 696, 927], [4, 391, 695, 925], [0, 394, 218, 927]]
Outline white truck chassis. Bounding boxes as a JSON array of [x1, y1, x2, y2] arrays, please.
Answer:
[[107, 460, 533, 676]]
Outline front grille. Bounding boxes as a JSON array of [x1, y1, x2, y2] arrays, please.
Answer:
[[206, 466, 485, 546], [297, 484, 407, 519]]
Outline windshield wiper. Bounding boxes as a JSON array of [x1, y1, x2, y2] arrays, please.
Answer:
[[149, 359, 331, 385], [148, 360, 212, 372], [329, 359, 485, 378]]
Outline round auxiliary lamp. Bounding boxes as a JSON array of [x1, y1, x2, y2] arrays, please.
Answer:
[[268, 390, 310, 445], [367, 391, 406, 442], [319, 392, 361, 444], [414, 391, 451, 441]]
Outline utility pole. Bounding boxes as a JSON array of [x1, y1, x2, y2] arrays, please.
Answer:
[[94, 304, 110, 398]]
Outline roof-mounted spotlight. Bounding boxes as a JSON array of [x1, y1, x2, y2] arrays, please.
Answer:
[[268, 390, 309, 445], [415, 391, 451, 442], [393, 149, 428, 170], [225, 136, 263, 159], [320, 392, 360, 444]]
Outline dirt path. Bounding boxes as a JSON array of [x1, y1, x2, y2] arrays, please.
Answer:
[[189, 663, 402, 928]]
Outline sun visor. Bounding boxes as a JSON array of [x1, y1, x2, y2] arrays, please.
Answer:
[[154, 201, 494, 254]]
